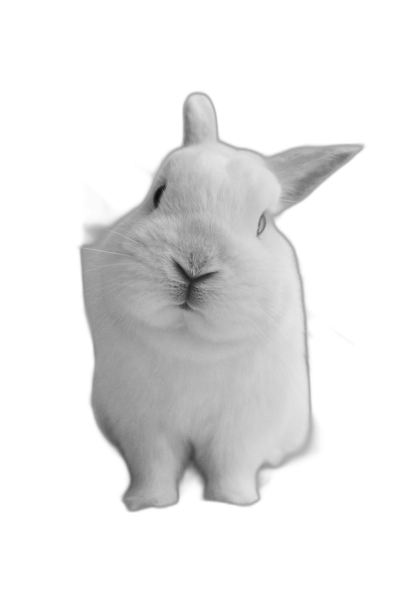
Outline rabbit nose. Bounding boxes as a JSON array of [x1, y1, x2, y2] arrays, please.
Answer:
[[172, 259, 217, 283]]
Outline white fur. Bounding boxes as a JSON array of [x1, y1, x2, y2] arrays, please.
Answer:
[[82, 94, 361, 509]]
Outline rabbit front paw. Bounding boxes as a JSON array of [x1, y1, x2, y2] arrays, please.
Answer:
[[204, 477, 259, 506], [123, 484, 179, 511]]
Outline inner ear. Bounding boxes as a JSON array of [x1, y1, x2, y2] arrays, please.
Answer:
[[267, 144, 363, 214]]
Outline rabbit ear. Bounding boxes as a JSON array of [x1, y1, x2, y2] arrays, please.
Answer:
[[183, 93, 218, 145], [267, 144, 363, 214]]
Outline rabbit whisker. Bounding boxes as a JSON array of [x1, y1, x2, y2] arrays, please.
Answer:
[[82, 262, 135, 273], [92, 284, 135, 335], [86, 281, 130, 307], [247, 319, 295, 404], [82, 247, 134, 258], [103, 228, 146, 248]]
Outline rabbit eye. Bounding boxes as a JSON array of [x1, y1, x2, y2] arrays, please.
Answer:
[[153, 184, 166, 209], [257, 213, 267, 236]]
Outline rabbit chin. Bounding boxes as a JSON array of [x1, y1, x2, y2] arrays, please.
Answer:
[[132, 300, 260, 359]]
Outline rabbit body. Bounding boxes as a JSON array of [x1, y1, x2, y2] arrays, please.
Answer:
[[82, 94, 361, 509]]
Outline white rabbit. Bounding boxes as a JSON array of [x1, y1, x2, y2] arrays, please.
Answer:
[[81, 93, 362, 510]]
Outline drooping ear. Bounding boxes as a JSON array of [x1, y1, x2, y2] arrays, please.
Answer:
[[267, 144, 363, 214], [183, 93, 218, 146]]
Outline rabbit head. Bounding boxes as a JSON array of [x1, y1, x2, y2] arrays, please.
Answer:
[[96, 94, 362, 352]]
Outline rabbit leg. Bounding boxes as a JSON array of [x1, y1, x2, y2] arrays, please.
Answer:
[[196, 445, 260, 506], [119, 432, 187, 512]]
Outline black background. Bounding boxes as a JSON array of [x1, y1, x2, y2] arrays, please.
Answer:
[[35, 24, 385, 568]]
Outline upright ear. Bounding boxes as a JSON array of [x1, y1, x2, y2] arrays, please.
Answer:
[[183, 93, 219, 146], [267, 144, 363, 214]]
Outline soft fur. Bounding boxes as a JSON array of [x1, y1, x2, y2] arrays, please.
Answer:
[[81, 93, 362, 510]]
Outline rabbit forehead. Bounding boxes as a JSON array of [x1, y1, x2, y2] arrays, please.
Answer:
[[165, 145, 280, 211]]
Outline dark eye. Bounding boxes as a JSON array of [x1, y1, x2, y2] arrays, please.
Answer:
[[153, 184, 166, 209], [257, 213, 267, 236]]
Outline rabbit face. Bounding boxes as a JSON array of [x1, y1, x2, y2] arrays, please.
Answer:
[[100, 143, 291, 349]]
